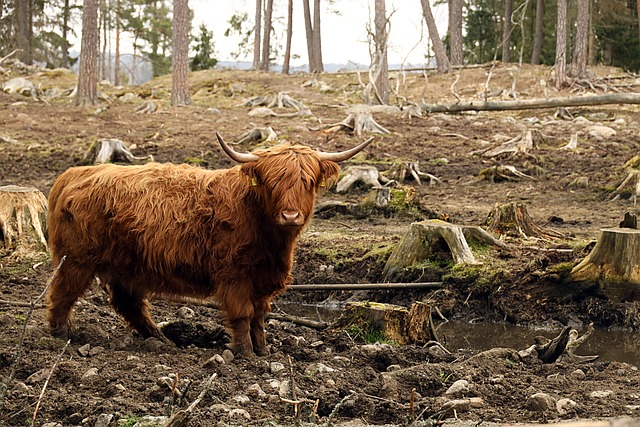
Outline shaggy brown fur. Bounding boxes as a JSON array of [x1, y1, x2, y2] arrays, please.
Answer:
[[46, 143, 341, 356]]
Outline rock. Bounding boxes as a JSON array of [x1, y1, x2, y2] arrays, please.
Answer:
[[310, 340, 324, 347], [246, 383, 267, 399], [206, 107, 222, 115], [270, 361, 286, 374], [127, 355, 141, 362], [556, 398, 577, 416], [386, 364, 402, 372], [590, 390, 614, 398], [445, 379, 470, 397], [526, 392, 555, 411], [228, 408, 251, 422], [144, 337, 165, 351], [282, 336, 306, 347], [2, 77, 36, 96], [133, 415, 168, 426], [222, 349, 234, 363], [11, 381, 30, 394], [152, 364, 172, 373], [585, 125, 616, 140], [248, 107, 277, 117], [305, 362, 335, 375], [82, 367, 99, 379], [267, 379, 281, 389], [232, 394, 250, 404], [278, 379, 300, 399], [333, 356, 351, 367], [570, 369, 586, 380], [88, 345, 105, 356], [95, 413, 113, 427], [26, 369, 49, 384], [177, 306, 195, 319], [77, 343, 91, 357], [119, 92, 139, 103], [42, 423, 63, 427]]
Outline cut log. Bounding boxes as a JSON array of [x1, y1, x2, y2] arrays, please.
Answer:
[[335, 165, 389, 193], [338, 301, 409, 345], [406, 301, 438, 344], [0, 185, 48, 252], [485, 202, 562, 240], [420, 93, 640, 113], [570, 228, 640, 302], [383, 220, 485, 281], [324, 112, 390, 137]]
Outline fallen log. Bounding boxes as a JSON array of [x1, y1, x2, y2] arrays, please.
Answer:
[[420, 93, 640, 113], [288, 282, 443, 291]]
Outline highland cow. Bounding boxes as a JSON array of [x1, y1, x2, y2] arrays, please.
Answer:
[[45, 132, 372, 355]]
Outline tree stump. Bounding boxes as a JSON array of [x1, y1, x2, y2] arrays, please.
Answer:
[[406, 301, 438, 344], [0, 185, 48, 252], [335, 165, 390, 193], [485, 202, 562, 240], [383, 220, 492, 281], [85, 138, 154, 164], [338, 301, 409, 345], [570, 228, 640, 302]]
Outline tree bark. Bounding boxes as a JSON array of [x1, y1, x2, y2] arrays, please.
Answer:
[[312, 0, 324, 72], [421, 93, 640, 113], [76, 0, 99, 106], [0, 185, 48, 252], [372, 0, 389, 104], [637, 0, 640, 49], [555, 0, 567, 88], [253, 0, 262, 70], [62, 0, 71, 68], [114, 0, 120, 84], [16, 0, 31, 64], [261, 0, 274, 71], [448, 0, 463, 65], [302, 0, 315, 72], [420, 0, 450, 73], [531, 0, 544, 64], [171, 0, 191, 106], [282, 0, 293, 74], [502, 0, 513, 62], [570, 0, 589, 79]]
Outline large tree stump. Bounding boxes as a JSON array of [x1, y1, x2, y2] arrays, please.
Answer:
[[406, 301, 438, 344], [383, 220, 504, 281], [0, 185, 48, 252], [338, 301, 409, 345], [485, 202, 562, 240], [570, 228, 640, 302]]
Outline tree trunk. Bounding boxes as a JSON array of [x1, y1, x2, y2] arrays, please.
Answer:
[[282, 0, 293, 74], [448, 0, 463, 65], [76, 0, 99, 106], [637, 0, 640, 49], [312, 0, 324, 72], [62, 0, 71, 68], [261, 0, 274, 71], [570, 228, 640, 302], [171, 0, 191, 106], [531, 0, 544, 64], [16, 0, 31, 64], [570, 0, 589, 79], [502, 0, 513, 62], [555, 0, 567, 88], [252, 0, 262, 70], [372, 0, 389, 104], [0, 185, 48, 252], [302, 0, 315, 72], [114, 0, 120, 84], [420, 0, 450, 73], [101, 0, 108, 81]]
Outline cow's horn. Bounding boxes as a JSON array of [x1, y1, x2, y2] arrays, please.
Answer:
[[317, 137, 374, 162], [216, 131, 260, 163]]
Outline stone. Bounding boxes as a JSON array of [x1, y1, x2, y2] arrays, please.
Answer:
[[88, 346, 105, 356], [441, 399, 471, 413], [270, 361, 286, 374], [305, 363, 335, 375], [11, 382, 30, 394], [95, 413, 113, 427], [222, 349, 234, 363], [132, 415, 168, 426], [26, 369, 49, 384], [526, 392, 555, 412], [232, 394, 250, 404], [144, 337, 165, 351], [177, 306, 195, 319], [77, 343, 91, 357], [205, 107, 222, 115], [386, 364, 402, 372], [82, 368, 99, 379], [445, 379, 470, 397], [585, 125, 616, 140], [228, 408, 251, 422], [556, 398, 577, 416], [246, 383, 267, 399], [570, 369, 586, 380], [590, 390, 614, 399]]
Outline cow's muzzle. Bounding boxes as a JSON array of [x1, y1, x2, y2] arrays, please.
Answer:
[[277, 210, 305, 227]]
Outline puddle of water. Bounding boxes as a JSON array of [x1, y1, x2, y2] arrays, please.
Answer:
[[438, 321, 640, 365], [276, 303, 640, 365]]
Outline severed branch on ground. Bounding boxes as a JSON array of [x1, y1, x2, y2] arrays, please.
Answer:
[[31, 339, 71, 427], [324, 111, 390, 137], [420, 92, 640, 113], [479, 165, 538, 183], [472, 130, 542, 158], [387, 160, 442, 186], [162, 373, 218, 427]]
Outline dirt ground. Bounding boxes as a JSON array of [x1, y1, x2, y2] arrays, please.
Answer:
[[1, 63, 639, 426]]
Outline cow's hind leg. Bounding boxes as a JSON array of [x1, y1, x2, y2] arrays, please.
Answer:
[[46, 259, 95, 339], [108, 281, 166, 342], [250, 298, 270, 356]]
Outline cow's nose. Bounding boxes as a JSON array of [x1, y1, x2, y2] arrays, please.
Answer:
[[281, 210, 304, 226]]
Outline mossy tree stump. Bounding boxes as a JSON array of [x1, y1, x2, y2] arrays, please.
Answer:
[[485, 202, 562, 240], [0, 185, 48, 252], [383, 220, 504, 281], [570, 228, 640, 302]]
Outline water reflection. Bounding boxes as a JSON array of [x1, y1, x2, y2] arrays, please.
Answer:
[[438, 321, 640, 365]]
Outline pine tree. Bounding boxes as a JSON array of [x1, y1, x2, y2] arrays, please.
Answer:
[[191, 24, 217, 71]]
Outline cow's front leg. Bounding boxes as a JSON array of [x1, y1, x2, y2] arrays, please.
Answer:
[[250, 299, 270, 356], [229, 317, 254, 356]]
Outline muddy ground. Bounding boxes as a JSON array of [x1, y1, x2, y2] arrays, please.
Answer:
[[0, 63, 639, 426]]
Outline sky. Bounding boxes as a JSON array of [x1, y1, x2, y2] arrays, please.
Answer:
[[189, 0, 448, 67]]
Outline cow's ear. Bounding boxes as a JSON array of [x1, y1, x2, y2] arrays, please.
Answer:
[[240, 162, 259, 186], [319, 160, 340, 189]]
